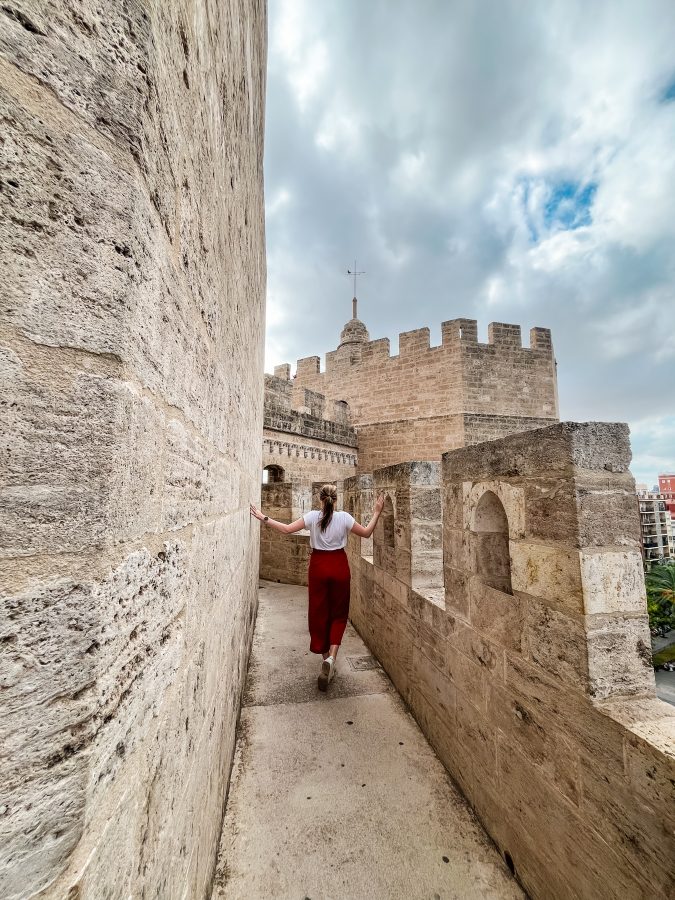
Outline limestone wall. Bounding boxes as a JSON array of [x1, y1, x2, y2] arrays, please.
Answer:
[[0, 2, 266, 897], [259, 483, 310, 585], [262, 373, 357, 483], [288, 319, 558, 471], [263, 430, 357, 483], [344, 423, 675, 900]]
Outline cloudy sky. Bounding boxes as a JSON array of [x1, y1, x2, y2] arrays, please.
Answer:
[[263, 0, 675, 485]]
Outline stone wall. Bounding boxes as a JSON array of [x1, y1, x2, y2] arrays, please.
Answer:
[[262, 373, 357, 483], [344, 423, 675, 900], [263, 430, 357, 483], [0, 2, 266, 897], [287, 318, 558, 471], [259, 483, 310, 585]]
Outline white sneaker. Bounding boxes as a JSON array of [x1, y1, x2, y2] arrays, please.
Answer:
[[318, 656, 335, 692]]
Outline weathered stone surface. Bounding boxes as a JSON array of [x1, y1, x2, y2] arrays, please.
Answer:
[[1, 1, 266, 897], [585, 613, 656, 700], [580, 549, 646, 615], [510, 542, 585, 616], [522, 598, 589, 688], [442, 421, 631, 483]]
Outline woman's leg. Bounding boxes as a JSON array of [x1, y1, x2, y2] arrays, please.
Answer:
[[326, 552, 351, 659], [307, 554, 331, 655]]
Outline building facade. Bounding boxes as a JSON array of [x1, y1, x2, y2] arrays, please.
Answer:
[[658, 473, 675, 522], [637, 489, 675, 567]]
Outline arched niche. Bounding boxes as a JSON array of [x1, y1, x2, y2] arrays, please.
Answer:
[[262, 464, 285, 484], [471, 490, 512, 594]]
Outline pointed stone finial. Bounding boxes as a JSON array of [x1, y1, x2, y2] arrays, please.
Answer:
[[352, 297, 357, 319]]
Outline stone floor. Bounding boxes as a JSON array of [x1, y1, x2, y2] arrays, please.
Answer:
[[212, 581, 525, 900]]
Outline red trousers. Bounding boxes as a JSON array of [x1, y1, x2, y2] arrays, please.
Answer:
[[307, 549, 351, 654]]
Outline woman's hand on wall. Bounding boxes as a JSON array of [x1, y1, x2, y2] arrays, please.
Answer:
[[250, 503, 265, 521]]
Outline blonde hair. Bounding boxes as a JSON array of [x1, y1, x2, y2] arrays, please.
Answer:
[[319, 483, 338, 532]]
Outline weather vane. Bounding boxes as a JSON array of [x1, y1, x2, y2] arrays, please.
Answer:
[[347, 259, 365, 319]]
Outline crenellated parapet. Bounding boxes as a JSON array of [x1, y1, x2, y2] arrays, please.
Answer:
[[281, 319, 555, 378], [342, 421, 674, 900], [275, 316, 559, 470], [263, 373, 357, 445]]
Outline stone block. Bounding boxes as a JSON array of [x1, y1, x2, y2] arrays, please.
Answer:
[[410, 486, 442, 520], [579, 550, 647, 615], [505, 653, 627, 768], [447, 648, 489, 712], [443, 565, 471, 619], [456, 692, 497, 780], [442, 422, 632, 484], [411, 522, 442, 553], [574, 473, 642, 548], [411, 644, 455, 724], [442, 527, 471, 571], [497, 739, 651, 900], [510, 541, 584, 616], [408, 686, 472, 800], [585, 613, 656, 700], [523, 477, 578, 543], [448, 619, 502, 676], [469, 579, 524, 653], [522, 598, 589, 690], [441, 480, 464, 529], [622, 716, 675, 818], [579, 755, 675, 895]]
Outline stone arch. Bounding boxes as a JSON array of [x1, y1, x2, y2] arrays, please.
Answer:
[[471, 490, 512, 594], [262, 464, 284, 484]]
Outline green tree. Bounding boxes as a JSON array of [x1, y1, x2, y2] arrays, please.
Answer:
[[646, 564, 675, 635]]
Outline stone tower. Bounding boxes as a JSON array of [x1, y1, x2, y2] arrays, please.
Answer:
[[277, 311, 559, 472], [0, 2, 266, 896]]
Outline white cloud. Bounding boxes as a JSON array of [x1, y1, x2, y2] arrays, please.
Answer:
[[630, 415, 675, 485], [265, 0, 675, 429]]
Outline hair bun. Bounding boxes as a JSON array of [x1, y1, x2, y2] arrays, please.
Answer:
[[320, 483, 338, 503]]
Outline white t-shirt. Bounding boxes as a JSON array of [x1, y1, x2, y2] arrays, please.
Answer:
[[303, 510, 355, 550]]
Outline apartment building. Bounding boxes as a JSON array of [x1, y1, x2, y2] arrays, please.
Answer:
[[637, 488, 675, 567]]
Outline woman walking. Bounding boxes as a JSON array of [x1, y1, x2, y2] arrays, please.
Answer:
[[250, 484, 385, 691]]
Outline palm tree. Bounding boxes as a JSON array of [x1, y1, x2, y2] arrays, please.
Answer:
[[646, 564, 675, 635], [646, 564, 675, 603]]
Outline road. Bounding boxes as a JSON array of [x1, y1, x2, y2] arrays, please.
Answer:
[[652, 628, 675, 652], [655, 669, 675, 706]]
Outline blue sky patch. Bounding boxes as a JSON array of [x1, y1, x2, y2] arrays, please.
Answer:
[[543, 180, 597, 230], [660, 75, 675, 102], [522, 177, 597, 242]]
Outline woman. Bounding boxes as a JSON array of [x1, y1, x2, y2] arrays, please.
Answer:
[[250, 484, 385, 691]]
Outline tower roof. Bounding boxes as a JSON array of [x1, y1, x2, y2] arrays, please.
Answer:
[[339, 311, 370, 347]]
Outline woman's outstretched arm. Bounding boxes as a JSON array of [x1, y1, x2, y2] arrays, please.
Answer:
[[250, 504, 306, 534], [351, 493, 386, 538]]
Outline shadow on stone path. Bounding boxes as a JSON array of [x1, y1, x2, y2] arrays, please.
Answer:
[[212, 580, 525, 900]]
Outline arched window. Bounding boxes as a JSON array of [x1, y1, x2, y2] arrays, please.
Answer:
[[472, 490, 512, 594], [262, 464, 284, 484]]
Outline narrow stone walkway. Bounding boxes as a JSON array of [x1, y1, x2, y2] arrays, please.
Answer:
[[212, 581, 525, 900]]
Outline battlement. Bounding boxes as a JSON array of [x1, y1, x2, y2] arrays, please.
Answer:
[[263, 374, 356, 445], [282, 320, 554, 376], [272, 314, 558, 470]]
